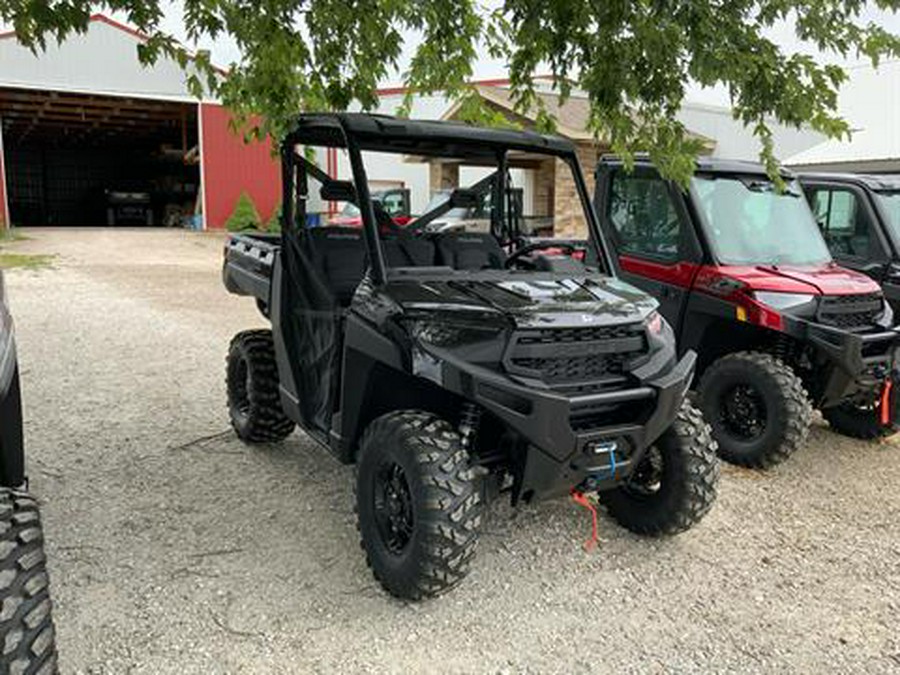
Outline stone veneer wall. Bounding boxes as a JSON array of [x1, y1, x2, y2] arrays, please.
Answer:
[[429, 162, 460, 193], [551, 143, 599, 238]]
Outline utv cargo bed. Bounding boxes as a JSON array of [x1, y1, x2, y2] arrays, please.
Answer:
[[223, 232, 280, 307]]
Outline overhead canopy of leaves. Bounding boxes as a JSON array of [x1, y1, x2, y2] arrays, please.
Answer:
[[3, 0, 900, 182]]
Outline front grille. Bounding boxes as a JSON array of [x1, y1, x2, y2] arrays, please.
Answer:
[[819, 293, 883, 330], [506, 324, 647, 384], [514, 324, 641, 345], [512, 353, 629, 381]]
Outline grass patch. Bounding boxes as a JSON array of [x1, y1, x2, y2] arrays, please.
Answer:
[[0, 253, 55, 270], [0, 229, 29, 243]]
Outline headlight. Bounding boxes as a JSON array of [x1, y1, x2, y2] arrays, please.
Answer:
[[644, 310, 664, 336], [753, 291, 817, 312], [408, 320, 502, 348], [880, 300, 893, 326], [641, 310, 674, 362]]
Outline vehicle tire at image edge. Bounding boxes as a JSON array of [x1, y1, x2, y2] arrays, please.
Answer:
[[226, 329, 295, 443], [699, 351, 812, 469], [599, 402, 720, 536], [0, 489, 57, 675], [355, 411, 483, 600]]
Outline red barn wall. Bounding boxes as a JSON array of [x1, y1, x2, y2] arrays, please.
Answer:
[[199, 103, 279, 229]]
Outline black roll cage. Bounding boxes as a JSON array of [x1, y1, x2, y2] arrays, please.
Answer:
[[280, 113, 612, 285]]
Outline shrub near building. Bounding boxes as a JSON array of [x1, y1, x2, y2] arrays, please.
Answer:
[[225, 192, 262, 232]]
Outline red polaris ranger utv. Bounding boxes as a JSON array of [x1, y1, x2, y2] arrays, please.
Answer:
[[594, 157, 900, 468]]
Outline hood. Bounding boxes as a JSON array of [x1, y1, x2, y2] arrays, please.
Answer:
[[328, 215, 413, 228], [717, 263, 881, 296], [387, 275, 658, 328], [328, 216, 363, 227]]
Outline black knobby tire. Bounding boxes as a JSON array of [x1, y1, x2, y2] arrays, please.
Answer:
[[355, 411, 483, 600], [822, 402, 892, 440], [0, 489, 57, 675], [699, 351, 812, 469], [226, 330, 295, 443], [599, 403, 719, 536]]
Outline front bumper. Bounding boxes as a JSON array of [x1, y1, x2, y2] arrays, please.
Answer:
[[427, 344, 696, 502], [805, 321, 900, 407]]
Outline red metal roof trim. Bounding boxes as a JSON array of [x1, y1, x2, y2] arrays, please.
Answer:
[[89, 13, 152, 41]]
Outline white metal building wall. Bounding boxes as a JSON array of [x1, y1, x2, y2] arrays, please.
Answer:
[[676, 102, 825, 162], [786, 60, 900, 172], [0, 17, 204, 102]]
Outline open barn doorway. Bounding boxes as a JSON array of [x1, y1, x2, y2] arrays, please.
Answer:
[[0, 87, 200, 227]]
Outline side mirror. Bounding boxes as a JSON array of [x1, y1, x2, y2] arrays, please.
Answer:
[[450, 189, 482, 209], [320, 181, 356, 203]]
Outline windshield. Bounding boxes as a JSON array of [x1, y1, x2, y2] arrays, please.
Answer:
[[875, 192, 900, 242], [296, 143, 603, 275], [692, 175, 832, 266], [356, 154, 584, 244]]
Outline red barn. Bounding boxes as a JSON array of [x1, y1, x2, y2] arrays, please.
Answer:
[[0, 14, 279, 230]]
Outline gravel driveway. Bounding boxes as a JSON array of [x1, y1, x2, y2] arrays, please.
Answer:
[[3, 228, 900, 673]]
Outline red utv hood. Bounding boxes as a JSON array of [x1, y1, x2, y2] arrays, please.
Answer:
[[327, 215, 412, 227], [327, 215, 362, 227], [710, 263, 881, 296]]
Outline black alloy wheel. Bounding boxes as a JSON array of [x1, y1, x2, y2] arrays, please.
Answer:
[[229, 356, 251, 422], [373, 461, 415, 555], [623, 444, 665, 497], [719, 383, 768, 441]]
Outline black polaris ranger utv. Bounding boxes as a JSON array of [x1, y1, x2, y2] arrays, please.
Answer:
[[595, 157, 900, 469], [223, 114, 718, 600], [0, 269, 58, 672], [799, 173, 900, 314]]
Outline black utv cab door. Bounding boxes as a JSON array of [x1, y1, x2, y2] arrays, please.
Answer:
[[275, 148, 372, 442], [594, 163, 702, 334], [802, 180, 892, 284]]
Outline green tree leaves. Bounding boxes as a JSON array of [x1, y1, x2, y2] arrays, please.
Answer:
[[2, 0, 898, 183]]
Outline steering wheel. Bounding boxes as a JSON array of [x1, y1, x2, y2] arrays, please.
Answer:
[[504, 240, 580, 268]]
